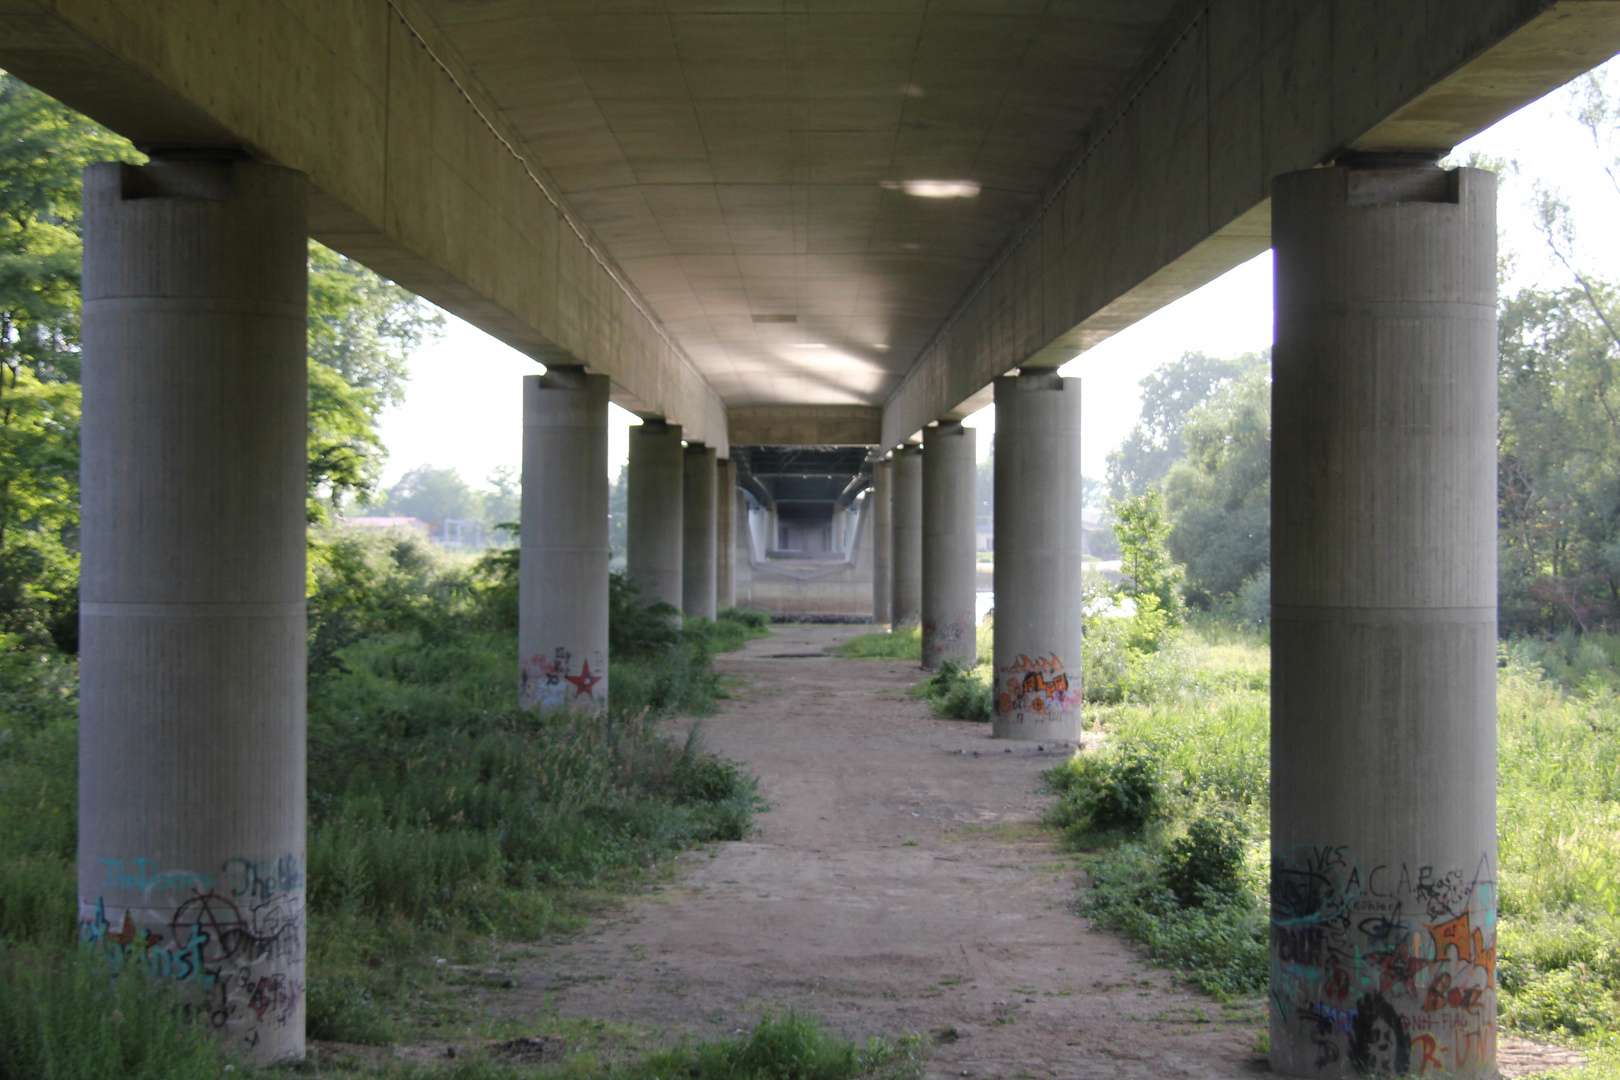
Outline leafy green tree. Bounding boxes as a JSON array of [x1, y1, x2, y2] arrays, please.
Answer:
[[1110, 488, 1184, 649], [305, 242, 442, 518], [382, 465, 477, 526], [1107, 351, 1267, 501], [481, 465, 520, 544], [0, 73, 442, 646], [1162, 365, 1271, 604], [0, 74, 140, 648], [1493, 69, 1620, 632]]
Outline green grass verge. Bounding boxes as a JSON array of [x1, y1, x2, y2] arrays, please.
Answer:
[[1044, 622, 1620, 1070], [0, 527, 776, 1068]]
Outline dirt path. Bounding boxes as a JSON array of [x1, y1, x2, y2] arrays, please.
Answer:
[[481, 624, 1269, 1079]]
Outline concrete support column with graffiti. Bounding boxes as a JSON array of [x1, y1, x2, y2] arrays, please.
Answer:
[[1270, 162, 1499, 1078], [78, 160, 309, 1063], [716, 457, 736, 610], [992, 371, 1083, 741], [519, 367, 610, 712], [891, 443, 923, 627], [921, 420, 977, 669], [627, 420, 685, 611], [682, 443, 718, 619], [871, 458, 893, 626]]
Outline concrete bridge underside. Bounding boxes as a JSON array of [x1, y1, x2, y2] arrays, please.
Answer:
[[10, 1, 1620, 1074]]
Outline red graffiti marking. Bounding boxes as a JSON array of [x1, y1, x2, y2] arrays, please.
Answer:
[[565, 660, 601, 699], [1414, 1033, 1443, 1073]]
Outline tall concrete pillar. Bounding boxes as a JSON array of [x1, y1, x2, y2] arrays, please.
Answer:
[[890, 443, 923, 626], [921, 421, 976, 669], [993, 372, 1083, 741], [683, 443, 718, 619], [1270, 162, 1498, 1079], [78, 160, 308, 1063], [627, 420, 684, 609], [519, 367, 609, 713], [716, 458, 736, 610], [734, 488, 754, 604], [872, 460, 893, 625]]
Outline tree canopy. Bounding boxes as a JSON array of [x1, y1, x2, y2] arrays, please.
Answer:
[[0, 71, 443, 648]]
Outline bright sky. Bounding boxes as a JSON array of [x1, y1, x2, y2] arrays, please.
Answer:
[[376, 57, 1620, 492]]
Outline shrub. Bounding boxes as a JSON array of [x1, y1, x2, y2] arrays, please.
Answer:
[[1500, 963, 1620, 1037], [918, 660, 993, 721], [718, 606, 770, 630], [1045, 743, 1162, 836], [1163, 813, 1248, 908]]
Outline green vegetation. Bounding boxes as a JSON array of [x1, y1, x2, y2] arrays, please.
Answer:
[[0, 524, 772, 1069], [1047, 622, 1620, 1073], [307, 1008, 922, 1080], [833, 623, 923, 661]]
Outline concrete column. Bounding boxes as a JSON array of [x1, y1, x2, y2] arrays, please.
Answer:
[[519, 367, 609, 713], [993, 372, 1083, 741], [1270, 162, 1498, 1079], [683, 443, 718, 619], [921, 421, 977, 669], [627, 420, 684, 610], [78, 160, 308, 1063], [734, 489, 754, 604], [872, 460, 893, 625], [716, 458, 736, 610], [890, 443, 923, 626]]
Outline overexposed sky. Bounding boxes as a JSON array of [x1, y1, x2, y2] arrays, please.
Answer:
[[377, 57, 1620, 492]]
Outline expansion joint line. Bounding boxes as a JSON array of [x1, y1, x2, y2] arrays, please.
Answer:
[[895, 0, 1214, 396], [384, 1, 708, 397]]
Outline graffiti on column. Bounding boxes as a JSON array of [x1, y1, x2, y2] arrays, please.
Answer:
[[922, 614, 973, 666], [996, 654, 1075, 724], [1272, 844, 1496, 1075], [80, 851, 305, 1052], [521, 646, 607, 712]]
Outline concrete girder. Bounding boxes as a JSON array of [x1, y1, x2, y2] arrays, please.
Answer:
[[0, 0, 729, 453], [879, 0, 1620, 450], [726, 405, 883, 448]]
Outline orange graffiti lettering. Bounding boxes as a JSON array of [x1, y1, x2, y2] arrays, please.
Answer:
[[1428, 912, 1473, 963]]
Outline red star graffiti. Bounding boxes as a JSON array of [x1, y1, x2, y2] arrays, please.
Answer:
[[565, 661, 602, 698]]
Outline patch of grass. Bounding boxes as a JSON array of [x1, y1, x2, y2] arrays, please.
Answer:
[[0, 946, 226, 1079], [1053, 621, 1620, 1050], [0, 526, 771, 1059], [303, 1010, 923, 1080], [834, 624, 922, 660]]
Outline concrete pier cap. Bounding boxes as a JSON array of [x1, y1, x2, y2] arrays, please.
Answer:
[[1269, 155, 1499, 1078]]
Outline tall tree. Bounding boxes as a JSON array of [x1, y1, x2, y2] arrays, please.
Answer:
[[1495, 68, 1620, 631], [305, 243, 442, 518], [0, 74, 139, 648], [1162, 365, 1271, 604], [1106, 350, 1268, 501]]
